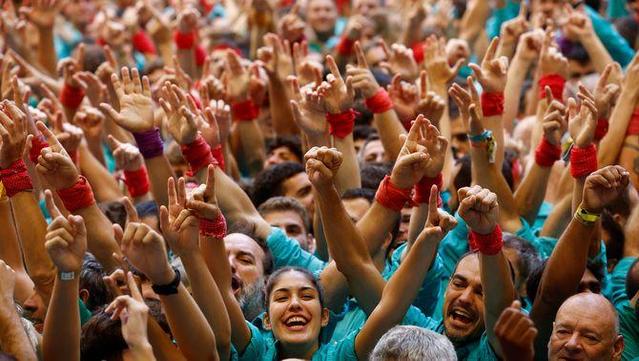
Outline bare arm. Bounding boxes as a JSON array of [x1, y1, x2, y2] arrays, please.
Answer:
[[0, 262, 37, 361]]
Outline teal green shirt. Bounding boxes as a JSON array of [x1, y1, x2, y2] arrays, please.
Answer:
[[618, 300, 639, 361], [236, 321, 359, 361], [611, 257, 637, 306]]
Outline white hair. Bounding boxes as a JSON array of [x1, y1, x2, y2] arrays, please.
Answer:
[[370, 325, 457, 361]]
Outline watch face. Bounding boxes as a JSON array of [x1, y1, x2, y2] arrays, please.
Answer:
[[60, 272, 75, 281]]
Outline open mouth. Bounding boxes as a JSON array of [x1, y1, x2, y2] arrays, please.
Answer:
[[449, 308, 475, 326], [231, 275, 242, 296], [283, 315, 309, 331]]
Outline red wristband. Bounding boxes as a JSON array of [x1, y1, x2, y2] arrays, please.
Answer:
[[535, 138, 562, 167], [231, 100, 260, 121], [570, 144, 598, 178], [29, 136, 50, 164], [199, 213, 227, 239], [0, 160, 33, 197], [336, 36, 354, 56], [365, 89, 394, 114], [627, 108, 639, 136], [195, 44, 207, 66], [124, 166, 150, 198], [538, 74, 566, 101], [60, 83, 85, 109], [326, 109, 356, 139], [413, 173, 443, 206], [132, 30, 157, 55], [211, 145, 226, 172], [594, 118, 609, 141], [180, 135, 217, 175], [174, 31, 196, 49], [480, 92, 504, 117], [469, 224, 503, 255], [57, 176, 96, 212], [375, 175, 412, 212]]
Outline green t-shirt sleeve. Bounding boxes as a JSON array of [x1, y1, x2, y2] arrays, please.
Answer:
[[266, 227, 327, 273], [611, 257, 637, 306], [237, 321, 269, 361], [323, 327, 360, 361], [618, 300, 639, 361]]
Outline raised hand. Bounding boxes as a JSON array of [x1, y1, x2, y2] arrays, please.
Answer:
[[304, 146, 343, 191], [99, 67, 154, 133], [317, 55, 354, 114], [494, 300, 537, 361], [20, 0, 62, 29], [538, 29, 568, 78], [185, 165, 221, 221], [33, 121, 80, 189], [0, 100, 27, 168], [423, 36, 464, 87], [514, 30, 543, 63], [261, 33, 294, 82], [292, 41, 323, 87], [74, 71, 106, 107], [105, 272, 153, 354], [593, 64, 621, 120], [44, 190, 87, 273], [74, 107, 105, 139], [387, 74, 418, 121], [223, 50, 251, 102], [52, 116, 84, 156], [159, 177, 198, 256], [469, 37, 508, 93], [108, 136, 144, 171], [499, 3, 528, 49], [176, 6, 199, 33], [420, 185, 458, 238], [390, 114, 433, 188], [448, 76, 480, 127], [562, 4, 594, 41], [346, 41, 381, 98], [277, 4, 305, 42], [567, 90, 597, 148], [119, 219, 174, 286], [541, 87, 567, 146], [581, 165, 630, 214], [379, 41, 419, 81], [58, 44, 85, 89], [289, 77, 328, 140], [415, 71, 446, 127], [457, 185, 499, 235], [159, 82, 199, 145]]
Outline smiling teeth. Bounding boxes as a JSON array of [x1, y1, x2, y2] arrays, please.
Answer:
[[286, 316, 306, 325]]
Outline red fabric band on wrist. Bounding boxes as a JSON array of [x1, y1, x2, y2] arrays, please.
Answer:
[[57, 176, 96, 212], [570, 144, 598, 178], [29, 136, 50, 164], [174, 31, 196, 49], [627, 109, 639, 136], [375, 175, 412, 212], [60, 83, 85, 109], [535, 138, 562, 167], [413, 173, 443, 206], [336, 36, 355, 56], [132, 30, 157, 55], [326, 109, 356, 139], [469, 224, 503, 255], [211, 145, 225, 172], [538, 74, 566, 101], [199, 213, 227, 239], [195, 44, 207, 66], [365, 89, 394, 114], [0, 160, 33, 197], [231, 100, 260, 121], [124, 166, 150, 198], [480, 92, 504, 117], [180, 135, 217, 175], [594, 118, 609, 141]]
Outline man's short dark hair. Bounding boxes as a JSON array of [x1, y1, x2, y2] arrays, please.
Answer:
[[360, 162, 392, 191], [265, 136, 303, 163], [81, 309, 127, 361], [80, 254, 109, 312], [251, 162, 305, 207], [98, 202, 127, 230], [228, 219, 274, 276], [258, 196, 311, 231], [342, 187, 376, 203]]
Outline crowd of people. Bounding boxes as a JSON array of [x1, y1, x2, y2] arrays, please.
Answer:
[[0, 0, 639, 359]]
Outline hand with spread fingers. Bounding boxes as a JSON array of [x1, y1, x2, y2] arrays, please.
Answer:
[[423, 36, 464, 87], [33, 121, 80, 190], [0, 100, 27, 169], [415, 71, 446, 127], [99, 67, 155, 133], [159, 177, 199, 257], [289, 76, 328, 140], [316, 56, 354, 114], [469, 37, 508, 94], [159, 82, 200, 145]]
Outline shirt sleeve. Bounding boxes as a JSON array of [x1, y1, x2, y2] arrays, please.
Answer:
[[266, 227, 327, 273], [236, 321, 270, 361], [326, 327, 361, 361], [611, 257, 637, 306]]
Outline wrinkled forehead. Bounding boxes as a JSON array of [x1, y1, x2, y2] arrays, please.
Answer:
[[224, 233, 264, 258], [556, 294, 618, 333], [452, 254, 481, 282]]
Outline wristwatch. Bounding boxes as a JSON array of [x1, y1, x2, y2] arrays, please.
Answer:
[[574, 205, 600, 225], [151, 268, 181, 295], [59, 271, 75, 281]]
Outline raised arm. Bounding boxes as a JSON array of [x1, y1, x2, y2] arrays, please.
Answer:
[[494, 301, 537, 361], [42, 191, 87, 361], [0, 261, 37, 361], [119, 219, 218, 361], [531, 166, 630, 358], [20, 0, 59, 75], [564, 5, 614, 74], [354, 186, 457, 359], [457, 185, 515, 357], [159, 168, 231, 360]]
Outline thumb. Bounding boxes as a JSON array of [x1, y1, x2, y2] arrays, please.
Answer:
[[511, 300, 522, 310], [107, 134, 121, 150], [398, 152, 429, 168]]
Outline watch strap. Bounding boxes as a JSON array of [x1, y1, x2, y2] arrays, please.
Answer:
[[151, 268, 181, 295]]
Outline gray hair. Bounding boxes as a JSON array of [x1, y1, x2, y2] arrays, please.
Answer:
[[370, 325, 457, 361]]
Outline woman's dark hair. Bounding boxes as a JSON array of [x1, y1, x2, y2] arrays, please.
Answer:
[[503, 234, 541, 290], [264, 267, 324, 308], [81, 308, 127, 361], [79, 254, 109, 312]]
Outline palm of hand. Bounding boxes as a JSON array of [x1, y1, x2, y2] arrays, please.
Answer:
[[123, 238, 167, 281], [323, 82, 351, 113], [299, 102, 327, 137], [569, 113, 594, 147], [168, 216, 199, 255], [389, 55, 418, 81], [119, 95, 154, 132], [394, 143, 427, 188], [28, 7, 56, 28], [481, 61, 507, 92], [422, 141, 445, 177], [0, 138, 25, 169], [167, 112, 198, 145], [49, 242, 84, 272], [426, 60, 455, 85]]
